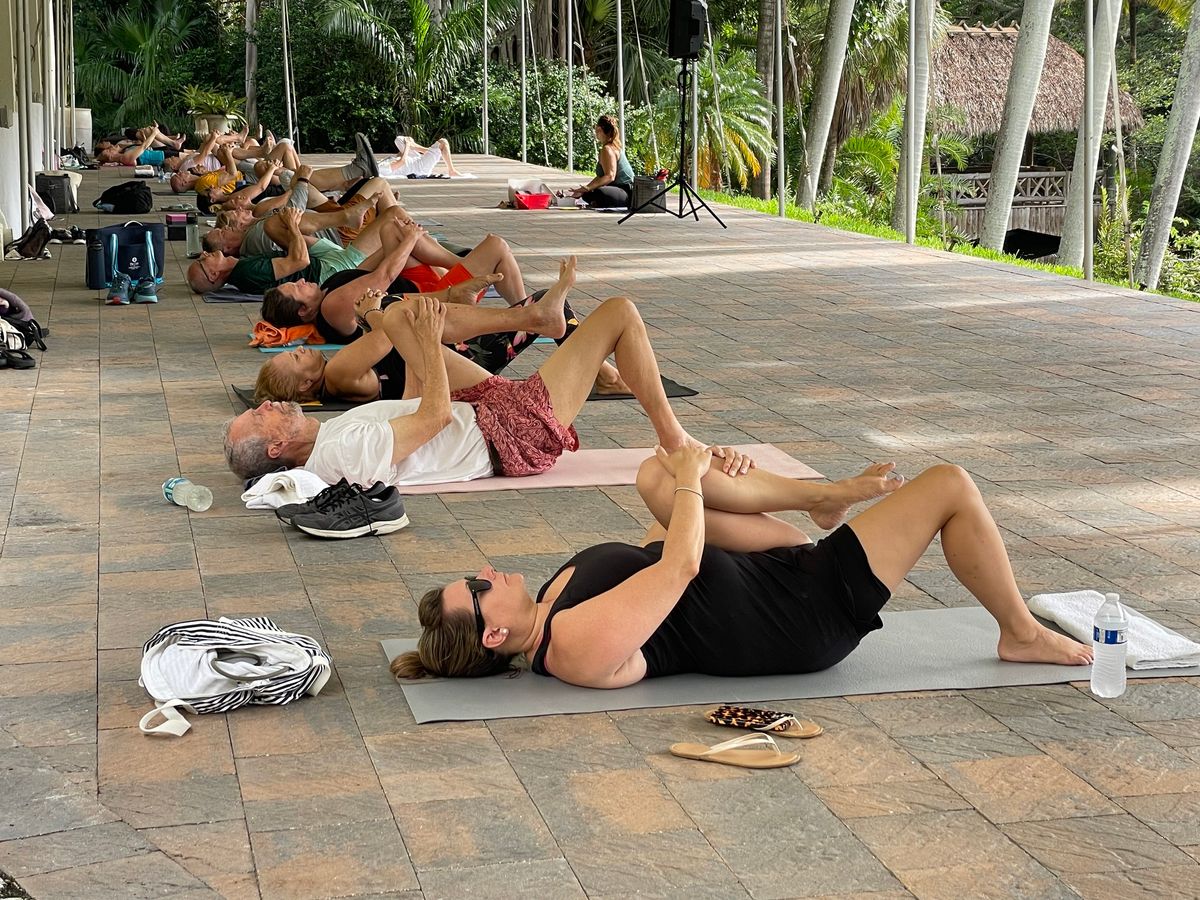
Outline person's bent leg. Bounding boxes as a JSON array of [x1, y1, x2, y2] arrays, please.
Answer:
[[536, 272, 693, 450], [437, 139, 464, 177], [636, 455, 901, 535], [636, 456, 813, 552], [848, 464, 1092, 665], [346, 206, 406, 256], [456, 234, 527, 305]]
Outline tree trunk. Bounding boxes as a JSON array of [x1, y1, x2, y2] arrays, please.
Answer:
[[752, 0, 775, 199], [979, 0, 1054, 250], [798, 0, 856, 209], [891, 0, 933, 233], [559, 0, 568, 61], [245, 0, 257, 129], [818, 124, 838, 193], [1129, 0, 1137, 64], [1133, 0, 1200, 289], [1058, 0, 1122, 268]]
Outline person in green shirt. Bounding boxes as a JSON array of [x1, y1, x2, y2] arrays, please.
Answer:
[[187, 203, 405, 295], [569, 114, 635, 209]]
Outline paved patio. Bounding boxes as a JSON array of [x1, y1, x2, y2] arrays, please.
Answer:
[[2, 154, 1200, 899]]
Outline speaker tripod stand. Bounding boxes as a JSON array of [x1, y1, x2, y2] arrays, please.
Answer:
[[619, 56, 726, 228]]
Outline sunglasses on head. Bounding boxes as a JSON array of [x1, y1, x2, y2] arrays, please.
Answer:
[[466, 577, 492, 641]]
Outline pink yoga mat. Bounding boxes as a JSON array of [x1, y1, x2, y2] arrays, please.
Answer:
[[402, 444, 823, 495]]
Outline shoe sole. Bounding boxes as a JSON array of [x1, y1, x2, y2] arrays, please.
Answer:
[[105, 298, 130, 305], [295, 513, 409, 539], [134, 296, 159, 303]]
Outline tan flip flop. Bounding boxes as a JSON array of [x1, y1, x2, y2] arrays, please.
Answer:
[[753, 714, 824, 739], [669, 733, 801, 769]]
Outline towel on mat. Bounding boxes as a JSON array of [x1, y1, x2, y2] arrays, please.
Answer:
[[249, 321, 324, 348], [1028, 590, 1200, 669], [241, 468, 330, 510]]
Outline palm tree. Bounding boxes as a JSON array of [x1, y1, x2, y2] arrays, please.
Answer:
[[1134, 0, 1200, 289], [75, 0, 202, 130], [636, 43, 772, 190], [890, 0, 934, 233], [979, 0, 1056, 251], [1057, 0, 1123, 268], [799, 0, 857, 208], [322, 0, 516, 133]]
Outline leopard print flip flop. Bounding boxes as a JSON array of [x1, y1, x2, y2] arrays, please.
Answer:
[[706, 705, 824, 739]]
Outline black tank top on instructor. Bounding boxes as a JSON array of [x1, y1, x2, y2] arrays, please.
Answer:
[[530, 528, 890, 679]]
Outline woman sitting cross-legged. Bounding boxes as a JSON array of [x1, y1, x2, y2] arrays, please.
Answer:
[[393, 449, 1093, 686]]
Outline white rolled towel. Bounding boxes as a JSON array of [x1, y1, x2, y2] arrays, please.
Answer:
[[1028, 590, 1200, 670], [241, 468, 330, 510]]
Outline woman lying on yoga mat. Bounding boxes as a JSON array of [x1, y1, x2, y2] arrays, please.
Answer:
[[253, 283, 575, 404], [393, 449, 1094, 686]]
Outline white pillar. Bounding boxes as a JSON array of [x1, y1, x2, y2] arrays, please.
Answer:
[[42, 0, 56, 170], [482, 0, 489, 154], [904, 0, 916, 242], [775, 0, 784, 216], [281, 0, 294, 143], [520, 0, 526, 162], [566, 0, 573, 171], [616, 0, 624, 144], [16, 0, 32, 227], [1083, 0, 1094, 280]]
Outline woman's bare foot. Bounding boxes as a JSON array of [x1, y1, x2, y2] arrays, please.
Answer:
[[341, 202, 370, 232], [998, 623, 1093, 666], [809, 463, 904, 530], [527, 287, 568, 338], [558, 255, 577, 291], [592, 362, 631, 395], [447, 273, 503, 306]]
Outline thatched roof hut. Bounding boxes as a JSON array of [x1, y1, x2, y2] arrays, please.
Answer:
[[932, 23, 1143, 137]]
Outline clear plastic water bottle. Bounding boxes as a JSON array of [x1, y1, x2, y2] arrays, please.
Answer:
[[163, 477, 213, 512], [185, 215, 201, 259], [1090, 592, 1129, 698]]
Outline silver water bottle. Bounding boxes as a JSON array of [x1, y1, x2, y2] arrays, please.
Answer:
[[185, 214, 201, 259]]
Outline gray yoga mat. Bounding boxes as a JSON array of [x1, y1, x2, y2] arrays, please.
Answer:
[[381, 606, 1200, 724]]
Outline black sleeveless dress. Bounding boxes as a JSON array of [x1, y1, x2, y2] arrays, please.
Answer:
[[530, 525, 890, 679]]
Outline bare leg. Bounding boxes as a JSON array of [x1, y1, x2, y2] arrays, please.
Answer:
[[436, 139, 464, 176], [536, 263, 693, 450], [346, 206, 406, 256], [848, 464, 1093, 666], [636, 456, 902, 542], [309, 165, 355, 193], [262, 205, 369, 247], [437, 278, 566, 341], [411, 234, 527, 306]]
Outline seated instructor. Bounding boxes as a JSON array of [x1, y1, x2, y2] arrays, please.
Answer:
[[224, 258, 711, 487], [393, 449, 1094, 686]]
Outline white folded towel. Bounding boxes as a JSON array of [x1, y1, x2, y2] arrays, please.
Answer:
[[241, 469, 330, 510], [1028, 590, 1200, 670]]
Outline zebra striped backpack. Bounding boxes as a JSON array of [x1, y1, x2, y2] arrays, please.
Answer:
[[139, 616, 332, 737]]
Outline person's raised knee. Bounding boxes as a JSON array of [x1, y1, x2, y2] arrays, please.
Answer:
[[596, 295, 638, 321], [482, 233, 508, 253], [635, 456, 668, 499], [925, 463, 975, 495]]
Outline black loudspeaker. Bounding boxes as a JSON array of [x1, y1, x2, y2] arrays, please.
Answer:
[[668, 0, 707, 59]]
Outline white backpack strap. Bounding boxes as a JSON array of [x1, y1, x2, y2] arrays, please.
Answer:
[[139, 699, 193, 737]]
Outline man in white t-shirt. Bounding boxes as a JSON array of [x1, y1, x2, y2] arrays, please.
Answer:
[[223, 258, 719, 489]]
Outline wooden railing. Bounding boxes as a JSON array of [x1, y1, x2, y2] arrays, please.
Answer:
[[949, 171, 1072, 208]]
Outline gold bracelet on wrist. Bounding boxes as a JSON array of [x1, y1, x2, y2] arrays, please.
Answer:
[[674, 486, 704, 499]]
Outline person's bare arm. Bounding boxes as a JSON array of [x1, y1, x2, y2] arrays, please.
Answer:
[[381, 298, 453, 462], [322, 290, 394, 401], [227, 162, 279, 205], [269, 208, 311, 279], [120, 129, 157, 165], [320, 220, 421, 334], [573, 146, 618, 196], [545, 446, 712, 688]]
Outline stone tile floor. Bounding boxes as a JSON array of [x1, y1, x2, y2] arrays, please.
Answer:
[[1, 154, 1200, 898]]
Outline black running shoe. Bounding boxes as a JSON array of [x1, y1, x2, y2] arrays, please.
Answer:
[[275, 478, 387, 525], [290, 482, 409, 539], [353, 132, 379, 179]]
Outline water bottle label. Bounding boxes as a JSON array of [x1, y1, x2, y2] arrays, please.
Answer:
[[1093, 626, 1126, 645], [163, 477, 188, 504]]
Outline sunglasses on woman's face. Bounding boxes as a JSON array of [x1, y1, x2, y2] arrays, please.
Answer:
[[466, 578, 492, 640]]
